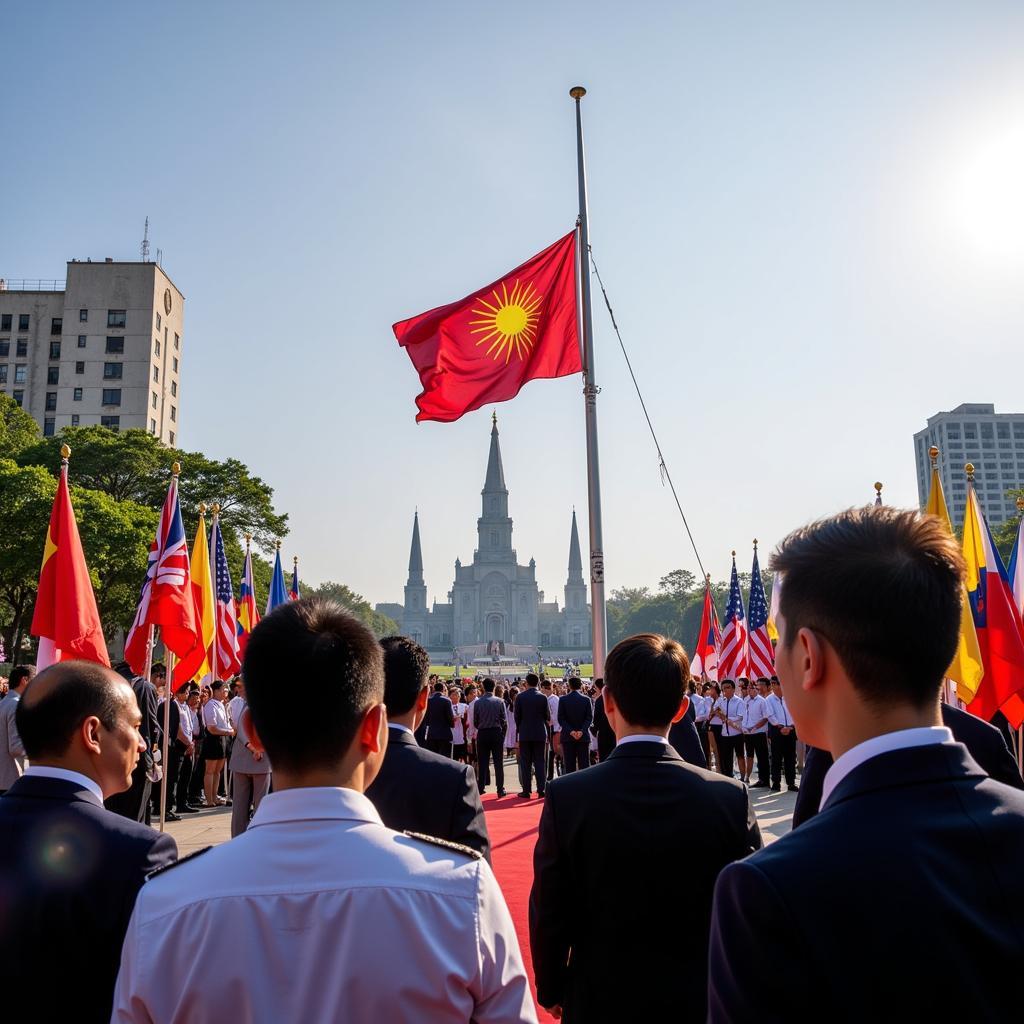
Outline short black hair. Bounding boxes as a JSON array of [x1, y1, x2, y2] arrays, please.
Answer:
[[526, 673, 539, 688], [174, 681, 191, 696], [379, 635, 430, 716], [9, 665, 34, 688], [604, 633, 690, 729], [243, 597, 384, 772], [772, 506, 964, 708], [568, 676, 582, 691], [211, 680, 225, 694], [150, 662, 166, 678], [483, 678, 496, 693], [432, 680, 445, 693], [593, 677, 604, 690], [16, 662, 126, 759]]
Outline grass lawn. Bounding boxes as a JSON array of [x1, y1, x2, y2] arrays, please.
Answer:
[[431, 663, 595, 679]]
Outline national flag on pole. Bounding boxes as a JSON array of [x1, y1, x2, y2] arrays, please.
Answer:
[[962, 479, 1024, 728], [718, 554, 749, 681], [691, 584, 722, 681], [393, 230, 582, 423], [1007, 502, 1024, 621], [925, 455, 983, 704], [124, 472, 197, 675], [211, 518, 241, 678], [31, 451, 109, 669], [174, 510, 216, 684], [236, 543, 260, 655], [766, 572, 782, 644], [266, 546, 289, 614], [290, 557, 300, 601], [747, 546, 775, 679]]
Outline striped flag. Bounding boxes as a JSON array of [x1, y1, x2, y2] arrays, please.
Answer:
[[691, 584, 722, 681], [718, 553, 748, 680], [290, 557, 300, 601], [747, 545, 775, 679], [266, 547, 289, 614], [212, 517, 241, 677], [766, 572, 782, 643], [236, 541, 260, 654], [174, 508, 216, 685]]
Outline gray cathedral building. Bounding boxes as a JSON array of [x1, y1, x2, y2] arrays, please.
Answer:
[[377, 415, 592, 660]]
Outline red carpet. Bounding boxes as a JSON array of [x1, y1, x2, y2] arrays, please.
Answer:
[[482, 792, 554, 1023]]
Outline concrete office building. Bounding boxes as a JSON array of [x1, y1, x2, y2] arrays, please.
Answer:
[[0, 260, 184, 443], [914, 403, 1024, 526]]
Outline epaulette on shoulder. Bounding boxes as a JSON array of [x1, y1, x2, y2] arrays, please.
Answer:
[[145, 845, 213, 882], [403, 830, 482, 861]]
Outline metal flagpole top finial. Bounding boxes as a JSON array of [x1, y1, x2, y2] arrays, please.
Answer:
[[60, 444, 71, 461], [171, 461, 181, 476], [731, 550, 736, 558], [569, 86, 587, 100], [244, 532, 252, 544], [965, 463, 975, 481], [199, 502, 206, 515], [212, 502, 221, 515], [1017, 496, 1024, 512], [753, 538, 758, 549], [293, 555, 298, 566], [929, 445, 939, 467], [874, 482, 883, 496], [276, 539, 282, 550], [492, 409, 497, 426]]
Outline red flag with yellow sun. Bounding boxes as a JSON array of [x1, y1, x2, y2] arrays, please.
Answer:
[[393, 230, 581, 422]]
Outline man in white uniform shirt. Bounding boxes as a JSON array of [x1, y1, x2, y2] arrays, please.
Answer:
[[711, 681, 745, 779], [541, 679, 561, 779], [765, 677, 798, 792], [113, 597, 535, 1024], [742, 680, 771, 787]]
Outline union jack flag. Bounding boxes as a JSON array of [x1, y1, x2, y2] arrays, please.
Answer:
[[718, 554, 748, 681], [212, 518, 241, 677], [124, 475, 198, 675], [747, 546, 775, 679]]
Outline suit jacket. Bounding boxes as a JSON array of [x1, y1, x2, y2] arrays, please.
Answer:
[[423, 692, 455, 742], [0, 774, 177, 1022], [792, 702, 1024, 828], [365, 726, 490, 862], [514, 687, 551, 742], [668, 711, 708, 769], [710, 742, 1024, 1023], [0, 691, 26, 790], [530, 741, 761, 1023], [591, 693, 615, 757], [557, 691, 593, 737], [228, 700, 271, 775]]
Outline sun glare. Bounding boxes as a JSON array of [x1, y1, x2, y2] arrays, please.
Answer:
[[470, 280, 543, 363]]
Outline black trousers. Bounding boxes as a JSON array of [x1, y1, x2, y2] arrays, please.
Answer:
[[174, 744, 195, 809], [744, 732, 770, 782], [770, 727, 798, 787], [697, 722, 710, 762], [519, 739, 547, 795], [476, 727, 504, 792], [426, 737, 453, 758], [189, 751, 206, 802], [547, 728, 561, 780], [718, 734, 743, 777], [561, 735, 590, 774]]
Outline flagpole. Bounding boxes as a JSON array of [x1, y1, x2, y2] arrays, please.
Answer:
[[210, 504, 228, 802], [158, 459, 182, 833], [570, 85, 608, 676]]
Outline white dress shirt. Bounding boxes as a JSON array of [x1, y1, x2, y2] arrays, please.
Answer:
[[547, 693, 561, 732], [713, 696, 744, 737], [742, 694, 769, 734], [616, 734, 670, 747], [228, 695, 246, 729], [188, 706, 200, 735], [24, 765, 103, 805], [175, 698, 194, 743], [820, 726, 953, 811], [765, 692, 793, 729], [452, 702, 465, 745], [203, 698, 231, 735], [693, 695, 709, 723], [112, 786, 536, 1024], [0, 691, 27, 790]]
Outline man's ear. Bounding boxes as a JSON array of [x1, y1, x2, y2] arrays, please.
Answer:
[[416, 685, 429, 711], [242, 707, 265, 754], [797, 627, 827, 693], [80, 715, 104, 756], [671, 695, 690, 724], [360, 703, 387, 754]]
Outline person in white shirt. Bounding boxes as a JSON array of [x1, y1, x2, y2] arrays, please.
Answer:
[[711, 680, 745, 778], [227, 681, 246, 731], [0, 665, 32, 793], [742, 679, 771, 787], [112, 597, 535, 1024], [201, 680, 235, 807], [449, 685, 467, 762], [765, 676, 798, 792], [541, 679, 561, 779]]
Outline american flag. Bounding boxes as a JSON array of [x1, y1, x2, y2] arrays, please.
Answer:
[[124, 475, 197, 675], [718, 554, 748, 680], [747, 546, 775, 679], [212, 518, 241, 677]]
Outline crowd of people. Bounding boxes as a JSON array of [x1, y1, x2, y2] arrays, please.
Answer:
[[1, 506, 1024, 1022]]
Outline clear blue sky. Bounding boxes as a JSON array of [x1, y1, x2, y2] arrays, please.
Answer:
[[4, 2, 1024, 608]]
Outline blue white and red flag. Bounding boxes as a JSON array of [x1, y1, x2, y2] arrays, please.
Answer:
[[290, 558, 300, 602], [212, 518, 241, 677], [691, 585, 721, 681]]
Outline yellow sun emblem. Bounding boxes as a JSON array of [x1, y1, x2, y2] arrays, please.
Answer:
[[469, 280, 543, 363]]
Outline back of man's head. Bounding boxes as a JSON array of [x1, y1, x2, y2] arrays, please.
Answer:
[[771, 506, 963, 709], [540, 679, 552, 692], [526, 673, 539, 688], [243, 598, 384, 773], [483, 678, 496, 693], [568, 676, 582, 691], [604, 633, 690, 729], [10, 665, 34, 691], [379, 635, 430, 716], [16, 661, 128, 760], [593, 677, 604, 691], [432, 680, 446, 694]]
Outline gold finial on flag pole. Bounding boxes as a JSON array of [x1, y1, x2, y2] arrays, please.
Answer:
[[171, 461, 181, 476], [60, 443, 71, 462], [276, 538, 282, 550], [929, 445, 939, 468], [731, 550, 736, 557], [199, 502, 206, 515], [753, 539, 758, 549], [965, 463, 975, 482], [212, 503, 220, 515], [1016, 496, 1024, 513]]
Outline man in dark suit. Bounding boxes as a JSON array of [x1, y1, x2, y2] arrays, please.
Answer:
[[792, 700, 1024, 828], [514, 672, 550, 797], [709, 507, 1024, 1023], [366, 637, 490, 860], [422, 679, 455, 757], [591, 677, 615, 761], [668, 693, 708, 768], [471, 677, 507, 796], [530, 633, 761, 1022], [0, 660, 177, 1023], [557, 676, 593, 773], [105, 660, 161, 824]]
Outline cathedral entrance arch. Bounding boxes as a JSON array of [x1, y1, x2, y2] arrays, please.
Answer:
[[486, 614, 505, 643]]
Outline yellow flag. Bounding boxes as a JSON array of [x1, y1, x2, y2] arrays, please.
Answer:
[[926, 466, 983, 703], [188, 511, 217, 682], [766, 573, 782, 643]]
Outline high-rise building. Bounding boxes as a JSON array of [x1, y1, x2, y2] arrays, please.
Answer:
[[914, 403, 1024, 526], [0, 259, 184, 443]]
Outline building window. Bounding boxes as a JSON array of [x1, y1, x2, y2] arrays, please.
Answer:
[[174, 333, 179, 350], [172, 357, 178, 372], [0, 341, 8, 357], [78, 334, 87, 348], [170, 380, 177, 397], [14, 365, 26, 384], [168, 430, 175, 445], [0, 366, 6, 383], [100, 416, 120, 431], [0, 314, 10, 331], [107, 309, 126, 328], [155, 338, 161, 356], [102, 388, 121, 406], [153, 367, 159, 383], [103, 362, 123, 379], [45, 392, 57, 411], [73, 387, 82, 401], [49, 340, 61, 360], [156, 312, 162, 331], [152, 391, 158, 409], [170, 405, 176, 421], [18, 314, 29, 331], [16, 339, 27, 357], [43, 418, 55, 437], [51, 317, 62, 335], [47, 366, 59, 385], [12, 390, 23, 406], [150, 418, 157, 433], [79, 308, 88, 322], [75, 361, 84, 374], [71, 414, 79, 426], [105, 337, 124, 354]]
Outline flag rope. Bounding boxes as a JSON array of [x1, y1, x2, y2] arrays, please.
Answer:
[[588, 246, 709, 583]]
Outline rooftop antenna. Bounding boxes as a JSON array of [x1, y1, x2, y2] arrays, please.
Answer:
[[141, 217, 150, 262]]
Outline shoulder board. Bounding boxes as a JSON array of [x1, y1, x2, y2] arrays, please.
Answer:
[[145, 845, 213, 881], [403, 831, 482, 861]]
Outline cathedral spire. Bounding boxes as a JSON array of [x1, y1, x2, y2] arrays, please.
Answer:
[[483, 411, 507, 494], [567, 508, 584, 582], [407, 509, 424, 584]]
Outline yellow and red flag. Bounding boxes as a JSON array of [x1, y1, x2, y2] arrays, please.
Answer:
[[31, 453, 109, 669], [174, 509, 216, 684], [393, 230, 581, 423]]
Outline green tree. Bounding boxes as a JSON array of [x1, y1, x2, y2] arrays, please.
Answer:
[[0, 394, 40, 458], [658, 569, 697, 601], [992, 491, 1024, 564], [310, 581, 399, 637]]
